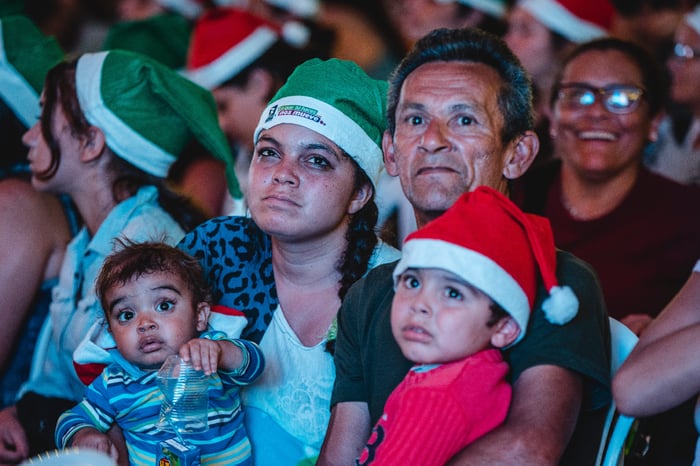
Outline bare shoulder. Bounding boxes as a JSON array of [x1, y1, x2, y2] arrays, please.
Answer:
[[0, 179, 72, 276]]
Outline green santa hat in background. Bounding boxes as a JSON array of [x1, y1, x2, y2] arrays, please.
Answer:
[[75, 50, 240, 197], [102, 13, 192, 70], [254, 58, 387, 187], [0, 14, 64, 127]]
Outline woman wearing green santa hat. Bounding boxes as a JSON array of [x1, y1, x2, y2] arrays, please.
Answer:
[[0, 49, 234, 462], [178, 57, 400, 465], [0, 14, 76, 412]]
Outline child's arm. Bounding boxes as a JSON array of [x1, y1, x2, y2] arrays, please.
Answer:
[[180, 332, 264, 384], [55, 370, 119, 460]]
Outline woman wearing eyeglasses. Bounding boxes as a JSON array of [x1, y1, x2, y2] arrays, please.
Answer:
[[514, 39, 700, 463], [646, 6, 700, 186], [515, 37, 700, 336]]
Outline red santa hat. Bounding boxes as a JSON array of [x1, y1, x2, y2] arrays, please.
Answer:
[[393, 186, 579, 345], [185, 7, 281, 90], [519, 0, 614, 43]]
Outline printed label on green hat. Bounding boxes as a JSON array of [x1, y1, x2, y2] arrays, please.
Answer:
[[265, 104, 326, 126]]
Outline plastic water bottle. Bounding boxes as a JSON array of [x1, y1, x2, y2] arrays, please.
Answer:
[[157, 355, 210, 435]]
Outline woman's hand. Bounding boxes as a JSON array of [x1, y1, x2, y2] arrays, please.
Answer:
[[71, 427, 119, 461], [0, 405, 29, 463]]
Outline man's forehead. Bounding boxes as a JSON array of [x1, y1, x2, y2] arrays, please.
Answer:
[[403, 61, 502, 91], [399, 61, 502, 107]]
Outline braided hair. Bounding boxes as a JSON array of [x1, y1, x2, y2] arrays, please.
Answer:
[[336, 161, 379, 301]]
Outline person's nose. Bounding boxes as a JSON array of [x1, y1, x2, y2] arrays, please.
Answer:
[[272, 159, 299, 186], [420, 119, 451, 153], [137, 315, 158, 333], [410, 290, 434, 317], [583, 94, 610, 117], [22, 120, 40, 147]]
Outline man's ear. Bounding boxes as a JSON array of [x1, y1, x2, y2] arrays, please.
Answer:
[[80, 126, 106, 163], [490, 316, 521, 349], [348, 181, 373, 215], [195, 302, 211, 332], [502, 131, 539, 180], [383, 130, 399, 176]]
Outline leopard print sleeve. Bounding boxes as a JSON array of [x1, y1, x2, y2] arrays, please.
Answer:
[[178, 216, 278, 344]]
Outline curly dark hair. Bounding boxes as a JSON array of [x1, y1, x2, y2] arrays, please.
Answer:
[[96, 239, 213, 317]]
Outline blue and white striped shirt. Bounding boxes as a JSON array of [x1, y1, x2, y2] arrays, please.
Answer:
[[55, 333, 264, 466]]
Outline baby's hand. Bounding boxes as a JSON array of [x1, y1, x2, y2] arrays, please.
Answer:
[[71, 427, 119, 461], [180, 338, 222, 375]]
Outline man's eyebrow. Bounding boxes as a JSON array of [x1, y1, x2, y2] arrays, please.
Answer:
[[398, 102, 480, 113]]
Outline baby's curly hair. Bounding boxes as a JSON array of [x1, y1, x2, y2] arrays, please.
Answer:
[[96, 239, 213, 317]]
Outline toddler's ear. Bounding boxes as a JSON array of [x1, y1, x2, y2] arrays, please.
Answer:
[[196, 302, 211, 332], [490, 317, 520, 349]]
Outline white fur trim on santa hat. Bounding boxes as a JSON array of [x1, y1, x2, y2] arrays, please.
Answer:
[[394, 238, 530, 344], [185, 26, 278, 90], [685, 6, 700, 36], [520, 0, 607, 43], [447, 0, 507, 18], [459, 0, 507, 18], [264, 0, 319, 18], [157, 0, 202, 19], [0, 22, 40, 128], [76, 52, 176, 177], [254, 95, 384, 186]]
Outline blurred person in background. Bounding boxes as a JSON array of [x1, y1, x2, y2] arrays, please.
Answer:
[[0, 14, 76, 410], [645, 5, 700, 185], [184, 7, 317, 216], [505, 0, 614, 166]]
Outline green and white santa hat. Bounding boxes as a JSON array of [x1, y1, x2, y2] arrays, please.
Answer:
[[254, 58, 387, 186], [75, 50, 240, 197], [102, 13, 192, 70], [0, 15, 64, 127], [394, 186, 579, 345]]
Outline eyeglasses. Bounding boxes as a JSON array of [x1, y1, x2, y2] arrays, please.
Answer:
[[672, 42, 700, 60], [555, 83, 646, 114]]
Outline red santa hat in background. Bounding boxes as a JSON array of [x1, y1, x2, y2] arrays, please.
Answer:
[[393, 186, 579, 345], [184, 7, 311, 90], [185, 7, 282, 90], [518, 0, 615, 43]]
